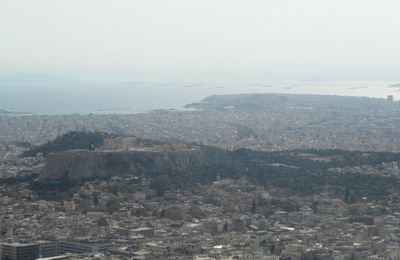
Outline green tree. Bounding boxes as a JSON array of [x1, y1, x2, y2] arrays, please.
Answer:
[[106, 198, 120, 213], [223, 221, 228, 232], [97, 217, 109, 226], [251, 198, 257, 214], [150, 175, 170, 197]]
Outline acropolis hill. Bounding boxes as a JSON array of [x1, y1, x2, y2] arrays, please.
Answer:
[[39, 135, 204, 182]]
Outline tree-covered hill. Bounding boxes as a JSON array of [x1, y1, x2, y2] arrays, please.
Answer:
[[22, 131, 110, 157], [22, 131, 400, 202]]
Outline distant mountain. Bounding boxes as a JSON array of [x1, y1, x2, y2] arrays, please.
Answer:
[[0, 73, 73, 82]]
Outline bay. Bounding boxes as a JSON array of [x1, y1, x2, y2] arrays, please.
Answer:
[[0, 80, 398, 115]]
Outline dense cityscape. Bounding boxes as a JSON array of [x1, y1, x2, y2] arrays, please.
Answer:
[[2, 94, 400, 259], [3, 0, 400, 258]]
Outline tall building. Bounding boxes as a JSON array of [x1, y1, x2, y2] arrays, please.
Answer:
[[388, 95, 394, 102], [1, 242, 39, 260]]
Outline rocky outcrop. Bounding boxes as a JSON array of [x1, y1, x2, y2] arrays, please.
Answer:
[[40, 148, 204, 182]]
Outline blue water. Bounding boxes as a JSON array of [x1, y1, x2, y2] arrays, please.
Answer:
[[0, 81, 397, 115]]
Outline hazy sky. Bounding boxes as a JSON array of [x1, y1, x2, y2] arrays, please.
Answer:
[[1, 0, 400, 81]]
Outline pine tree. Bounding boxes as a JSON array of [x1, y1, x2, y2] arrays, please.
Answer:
[[251, 198, 257, 214], [223, 221, 228, 232]]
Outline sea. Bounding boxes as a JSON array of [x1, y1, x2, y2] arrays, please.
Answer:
[[0, 81, 399, 115]]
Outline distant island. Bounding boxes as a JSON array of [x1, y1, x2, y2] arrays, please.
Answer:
[[0, 109, 12, 114], [0, 108, 31, 116], [388, 83, 400, 88]]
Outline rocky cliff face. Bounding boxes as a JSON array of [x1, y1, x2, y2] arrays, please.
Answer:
[[40, 148, 205, 182]]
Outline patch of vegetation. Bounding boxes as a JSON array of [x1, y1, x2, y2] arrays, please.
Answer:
[[26, 131, 400, 202], [22, 131, 110, 157]]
